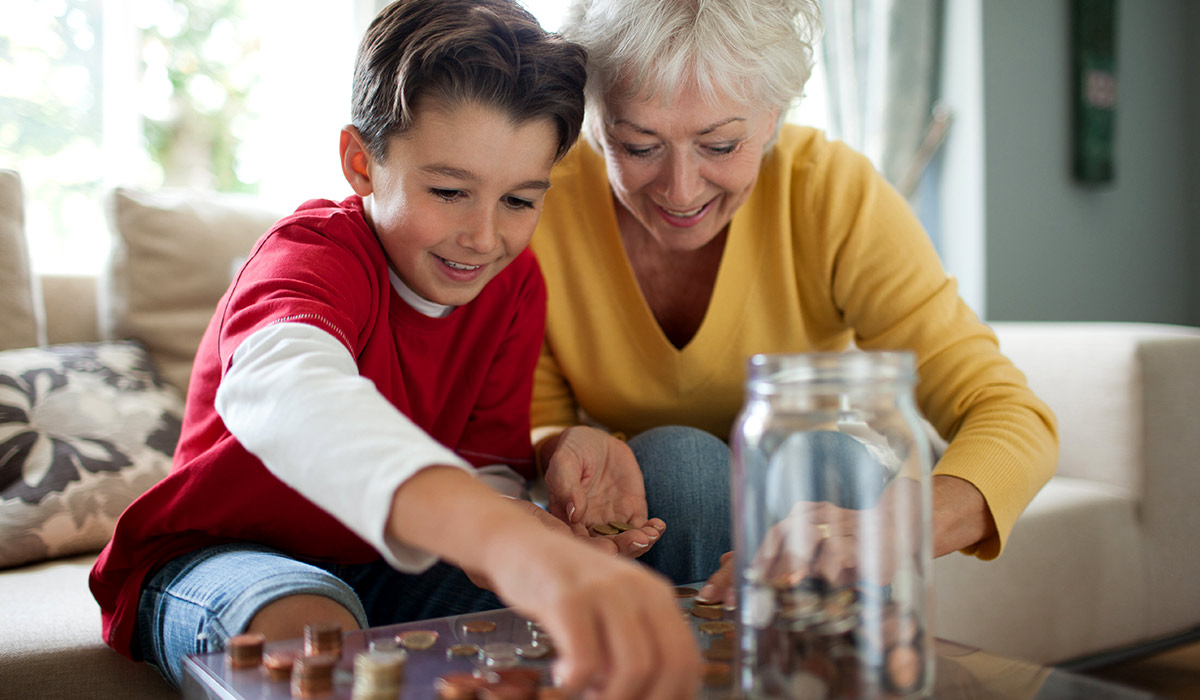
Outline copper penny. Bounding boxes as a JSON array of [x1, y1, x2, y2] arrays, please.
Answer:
[[608, 521, 635, 532], [447, 643, 480, 658], [673, 586, 699, 598], [397, 629, 439, 651], [436, 672, 488, 700], [698, 621, 735, 635], [591, 523, 620, 536], [700, 662, 733, 686], [690, 606, 723, 620], [463, 620, 498, 635], [225, 632, 264, 669], [262, 649, 297, 682]]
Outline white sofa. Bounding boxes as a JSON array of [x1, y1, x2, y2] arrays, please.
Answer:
[[2, 168, 1199, 698]]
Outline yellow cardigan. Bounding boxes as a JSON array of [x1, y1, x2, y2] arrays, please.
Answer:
[[530, 125, 1057, 558]]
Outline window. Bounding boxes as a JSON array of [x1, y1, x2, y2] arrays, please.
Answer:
[[1, 0, 827, 275]]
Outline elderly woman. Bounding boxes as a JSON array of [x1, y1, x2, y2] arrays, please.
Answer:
[[530, 0, 1058, 599]]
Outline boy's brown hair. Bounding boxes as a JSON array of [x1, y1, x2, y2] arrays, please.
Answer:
[[352, 0, 587, 162]]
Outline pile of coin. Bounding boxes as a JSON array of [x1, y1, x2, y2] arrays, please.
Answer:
[[290, 654, 337, 698], [304, 622, 343, 659], [224, 632, 265, 670], [435, 668, 562, 700], [739, 578, 927, 698], [351, 649, 408, 700]]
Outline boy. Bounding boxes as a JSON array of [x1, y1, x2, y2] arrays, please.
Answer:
[[89, 2, 699, 697]]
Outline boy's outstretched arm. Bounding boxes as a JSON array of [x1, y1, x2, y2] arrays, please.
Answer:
[[389, 466, 701, 700]]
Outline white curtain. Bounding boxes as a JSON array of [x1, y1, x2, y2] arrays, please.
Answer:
[[821, 0, 947, 199]]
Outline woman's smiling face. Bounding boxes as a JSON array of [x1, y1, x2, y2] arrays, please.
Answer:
[[598, 82, 778, 252]]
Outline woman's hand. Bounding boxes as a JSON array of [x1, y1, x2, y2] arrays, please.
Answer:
[[696, 481, 923, 605], [482, 519, 701, 700], [541, 426, 665, 557]]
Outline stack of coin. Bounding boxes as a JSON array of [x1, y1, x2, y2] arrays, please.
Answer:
[[225, 632, 265, 669], [351, 649, 407, 700], [304, 622, 343, 659], [290, 654, 336, 698], [263, 650, 298, 682], [435, 672, 488, 700]]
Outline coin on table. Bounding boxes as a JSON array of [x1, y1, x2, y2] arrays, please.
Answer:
[[397, 629, 439, 651], [607, 521, 635, 532], [672, 586, 699, 599], [516, 642, 555, 660], [698, 621, 735, 635], [590, 523, 620, 536], [447, 643, 480, 658], [225, 632, 264, 669], [690, 606, 724, 620], [700, 662, 733, 686], [435, 672, 488, 700], [463, 620, 498, 635]]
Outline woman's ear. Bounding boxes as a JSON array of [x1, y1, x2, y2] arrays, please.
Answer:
[[340, 126, 374, 197]]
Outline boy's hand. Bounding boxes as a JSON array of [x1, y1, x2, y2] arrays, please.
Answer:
[[541, 426, 664, 557], [484, 528, 701, 700], [461, 498, 620, 591]]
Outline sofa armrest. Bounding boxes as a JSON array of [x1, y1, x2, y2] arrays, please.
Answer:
[[990, 322, 1200, 501]]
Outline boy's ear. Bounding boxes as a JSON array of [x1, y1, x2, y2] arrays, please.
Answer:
[[340, 126, 374, 197]]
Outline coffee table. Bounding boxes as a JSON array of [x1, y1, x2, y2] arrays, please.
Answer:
[[182, 599, 1165, 699]]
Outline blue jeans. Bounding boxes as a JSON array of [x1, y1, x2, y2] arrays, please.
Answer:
[[136, 543, 501, 688], [628, 426, 889, 585]]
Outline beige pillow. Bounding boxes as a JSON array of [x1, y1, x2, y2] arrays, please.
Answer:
[[105, 187, 282, 392], [0, 170, 40, 351], [0, 341, 183, 568]]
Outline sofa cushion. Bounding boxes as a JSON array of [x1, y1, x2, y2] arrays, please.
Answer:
[[0, 553, 176, 699], [105, 186, 282, 392], [0, 170, 41, 351], [0, 341, 183, 569]]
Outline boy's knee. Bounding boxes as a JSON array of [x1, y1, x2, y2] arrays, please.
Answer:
[[245, 594, 361, 644]]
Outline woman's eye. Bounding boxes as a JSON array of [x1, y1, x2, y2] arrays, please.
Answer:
[[504, 196, 534, 210], [431, 188, 464, 201], [621, 143, 656, 159]]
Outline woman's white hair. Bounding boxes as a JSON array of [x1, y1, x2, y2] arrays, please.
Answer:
[[561, 0, 822, 137]]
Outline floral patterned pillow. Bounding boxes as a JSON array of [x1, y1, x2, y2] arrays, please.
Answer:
[[0, 341, 183, 568]]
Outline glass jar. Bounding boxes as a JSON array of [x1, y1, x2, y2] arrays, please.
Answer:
[[730, 352, 933, 699]]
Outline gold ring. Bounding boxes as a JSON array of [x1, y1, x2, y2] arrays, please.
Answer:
[[815, 523, 832, 539]]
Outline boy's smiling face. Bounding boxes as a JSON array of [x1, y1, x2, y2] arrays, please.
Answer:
[[341, 100, 558, 307]]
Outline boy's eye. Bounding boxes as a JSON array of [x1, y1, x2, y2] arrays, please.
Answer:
[[431, 188, 464, 201], [504, 196, 535, 210]]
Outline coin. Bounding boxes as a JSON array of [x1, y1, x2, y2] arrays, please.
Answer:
[[435, 672, 488, 700], [463, 620, 498, 635], [703, 644, 734, 662], [691, 606, 723, 620], [225, 632, 264, 669], [607, 521, 635, 532], [700, 662, 733, 686], [673, 586, 699, 598], [353, 649, 407, 694], [447, 643, 480, 658], [698, 621, 735, 635], [304, 622, 343, 658], [262, 649, 297, 682], [516, 643, 555, 660], [590, 523, 620, 536], [397, 629, 439, 650]]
